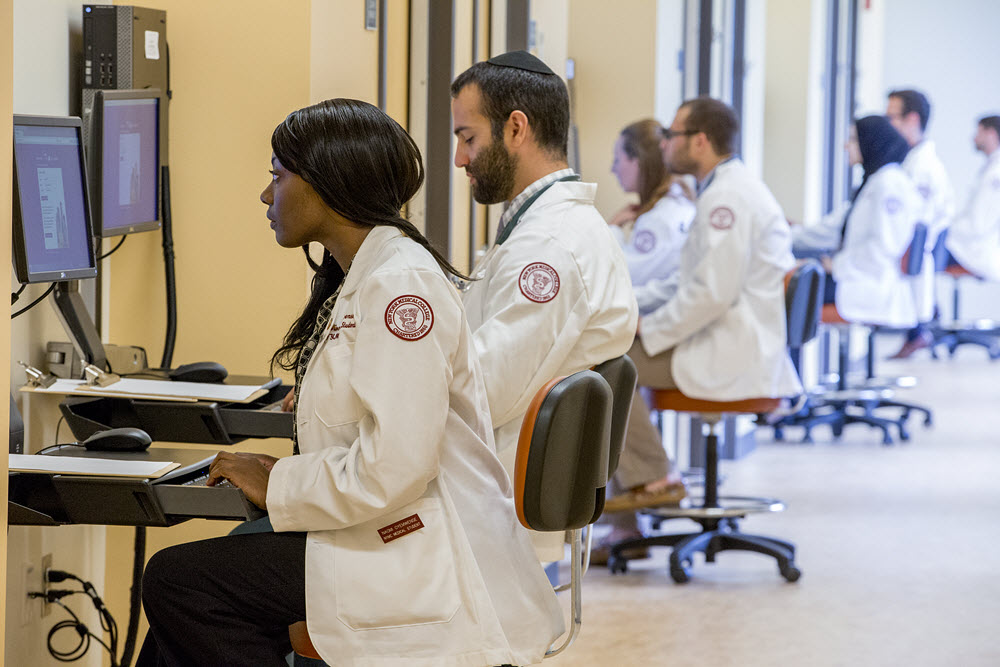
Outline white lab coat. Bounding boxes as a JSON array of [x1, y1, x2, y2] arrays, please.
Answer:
[[945, 150, 1000, 281], [902, 140, 955, 321], [462, 179, 638, 561], [832, 164, 922, 327], [639, 158, 802, 401], [791, 201, 851, 255], [609, 182, 695, 287], [267, 226, 563, 667]]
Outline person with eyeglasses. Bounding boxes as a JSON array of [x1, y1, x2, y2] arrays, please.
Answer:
[[609, 98, 801, 523]]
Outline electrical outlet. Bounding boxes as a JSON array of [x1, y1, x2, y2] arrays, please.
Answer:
[[20, 562, 35, 627], [40, 553, 52, 617]]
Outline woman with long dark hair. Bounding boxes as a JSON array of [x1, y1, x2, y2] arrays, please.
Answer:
[[136, 99, 563, 667]]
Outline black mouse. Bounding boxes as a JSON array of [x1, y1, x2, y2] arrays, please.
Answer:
[[83, 427, 152, 452], [168, 361, 229, 384]]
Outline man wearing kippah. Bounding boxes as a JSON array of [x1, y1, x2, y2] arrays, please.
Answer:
[[451, 51, 638, 564]]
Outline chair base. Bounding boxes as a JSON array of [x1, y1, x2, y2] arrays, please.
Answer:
[[606, 516, 800, 583], [931, 327, 1000, 360], [606, 427, 799, 584]]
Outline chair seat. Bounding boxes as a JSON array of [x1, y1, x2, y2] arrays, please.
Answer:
[[821, 303, 849, 325], [289, 621, 320, 660], [944, 264, 975, 278], [650, 389, 781, 414]]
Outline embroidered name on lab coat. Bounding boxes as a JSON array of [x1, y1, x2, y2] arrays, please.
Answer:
[[633, 230, 656, 253], [709, 206, 735, 230], [378, 513, 425, 544], [519, 262, 560, 303], [385, 295, 434, 341], [328, 314, 356, 341]]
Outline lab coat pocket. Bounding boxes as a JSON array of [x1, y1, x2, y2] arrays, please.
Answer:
[[311, 343, 364, 429], [334, 498, 462, 630]]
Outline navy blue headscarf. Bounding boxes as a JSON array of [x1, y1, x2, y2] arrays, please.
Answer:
[[852, 114, 910, 202]]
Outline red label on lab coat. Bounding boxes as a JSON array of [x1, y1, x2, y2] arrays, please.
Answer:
[[378, 514, 425, 544]]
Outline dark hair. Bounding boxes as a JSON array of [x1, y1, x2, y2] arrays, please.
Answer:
[[889, 89, 931, 131], [679, 96, 739, 156], [619, 119, 692, 214], [450, 61, 569, 158], [853, 115, 910, 200], [269, 98, 467, 373], [979, 115, 1000, 137]]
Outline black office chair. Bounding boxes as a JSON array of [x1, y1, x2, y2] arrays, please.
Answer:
[[608, 261, 822, 583]]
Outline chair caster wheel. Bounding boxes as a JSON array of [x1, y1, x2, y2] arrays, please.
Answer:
[[923, 416, 933, 427], [607, 556, 628, 574], [781, 565, 802, 582], [899, 428, 910, 441], [670, 565, 690, 584], [774, 428, 785, 442], [831, 424, 844, 439]]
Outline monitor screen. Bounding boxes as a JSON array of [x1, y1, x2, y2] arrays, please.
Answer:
[[12, 116, 97, 284], [93, 89, 161, 237]]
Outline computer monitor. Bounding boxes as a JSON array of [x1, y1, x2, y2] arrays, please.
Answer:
[[90, 88, 162, 237], [12, 115, 97, 284]]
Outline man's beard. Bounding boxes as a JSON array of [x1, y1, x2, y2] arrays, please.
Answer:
[[467, 138, 518, 205]]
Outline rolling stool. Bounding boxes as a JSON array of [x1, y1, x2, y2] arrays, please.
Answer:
[[932, 264, 1000, 358], [607, 261, 823, 582], [776, 226, 934, 444], [609, 393, 799, 583], [289, 361, 629, 663]]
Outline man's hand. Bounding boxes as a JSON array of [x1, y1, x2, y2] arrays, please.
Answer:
[[208, 451, 275, 509]]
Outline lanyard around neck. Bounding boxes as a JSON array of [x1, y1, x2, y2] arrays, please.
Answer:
[[496, 175, 581, 246]]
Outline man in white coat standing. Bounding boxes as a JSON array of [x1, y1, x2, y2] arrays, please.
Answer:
[[886, 89, 956, 358], [610, 97, 801, 519], [944, 115, 1000, 282], [451, 51, 638, 563]]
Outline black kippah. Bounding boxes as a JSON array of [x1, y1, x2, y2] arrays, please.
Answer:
[[486, 50, 556, 75]]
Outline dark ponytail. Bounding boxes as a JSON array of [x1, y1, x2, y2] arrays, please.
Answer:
[[269, 99, 469, 373]]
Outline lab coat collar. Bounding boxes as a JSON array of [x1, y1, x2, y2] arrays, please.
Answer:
[[696, 156, 739, 197], [339, 225, 404, 297]]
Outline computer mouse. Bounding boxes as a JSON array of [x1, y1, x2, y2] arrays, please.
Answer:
[[82, 427, 153, 452], [168, 361, 229, 384]]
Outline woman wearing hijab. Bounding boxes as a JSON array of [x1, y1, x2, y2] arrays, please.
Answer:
[[827, 115, 922, 328]]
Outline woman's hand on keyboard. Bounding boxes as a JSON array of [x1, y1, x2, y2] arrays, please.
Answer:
[[230, 451, 280, 472], [208, 451, 271, 509]]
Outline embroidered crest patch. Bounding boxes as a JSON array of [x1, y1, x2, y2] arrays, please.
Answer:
[[709, 206, 735, 230], [519, 262, 560, 303], [385, 295, 434, 341], [633, 230, 656, 253], [884, 197, 902, 214]]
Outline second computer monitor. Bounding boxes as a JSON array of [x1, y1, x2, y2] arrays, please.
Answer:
[[91, 88, 162, 237]]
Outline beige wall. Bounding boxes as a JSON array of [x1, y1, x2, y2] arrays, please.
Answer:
[[1, 0, 12, 659], [568, 0, 658, 219]]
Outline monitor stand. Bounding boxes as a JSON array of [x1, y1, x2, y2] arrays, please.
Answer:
[[52, 280, 107, 373]]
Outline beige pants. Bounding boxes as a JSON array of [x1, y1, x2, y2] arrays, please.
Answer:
[[606, 339, 678, 530]]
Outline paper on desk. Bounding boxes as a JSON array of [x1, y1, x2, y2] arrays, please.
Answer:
[[22, 378, 268, 403], [10, 454, 180, 479]]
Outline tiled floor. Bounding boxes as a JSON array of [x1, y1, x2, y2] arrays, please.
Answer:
[[546, 340, 1000, 667]]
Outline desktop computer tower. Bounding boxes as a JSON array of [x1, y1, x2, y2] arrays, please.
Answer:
[[81, 5, 167, 149]]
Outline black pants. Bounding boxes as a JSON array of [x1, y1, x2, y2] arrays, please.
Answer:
[[136, 531, 308, 667]]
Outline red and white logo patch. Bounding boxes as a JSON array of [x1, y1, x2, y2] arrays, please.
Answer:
[[633, 230, 656, 254], [519, 262, 560, 303], [385, 295, 434, 341], [709, 206, 735, 230]]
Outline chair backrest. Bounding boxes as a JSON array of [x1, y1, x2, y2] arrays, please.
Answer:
[[785, 260, 825, 348], [591, 355, 637, 480], [514, 369, 613, 532], [900, 222, 928, 276]]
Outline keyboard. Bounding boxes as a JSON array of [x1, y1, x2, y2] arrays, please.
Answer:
[[181, 472, 233, 488]]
